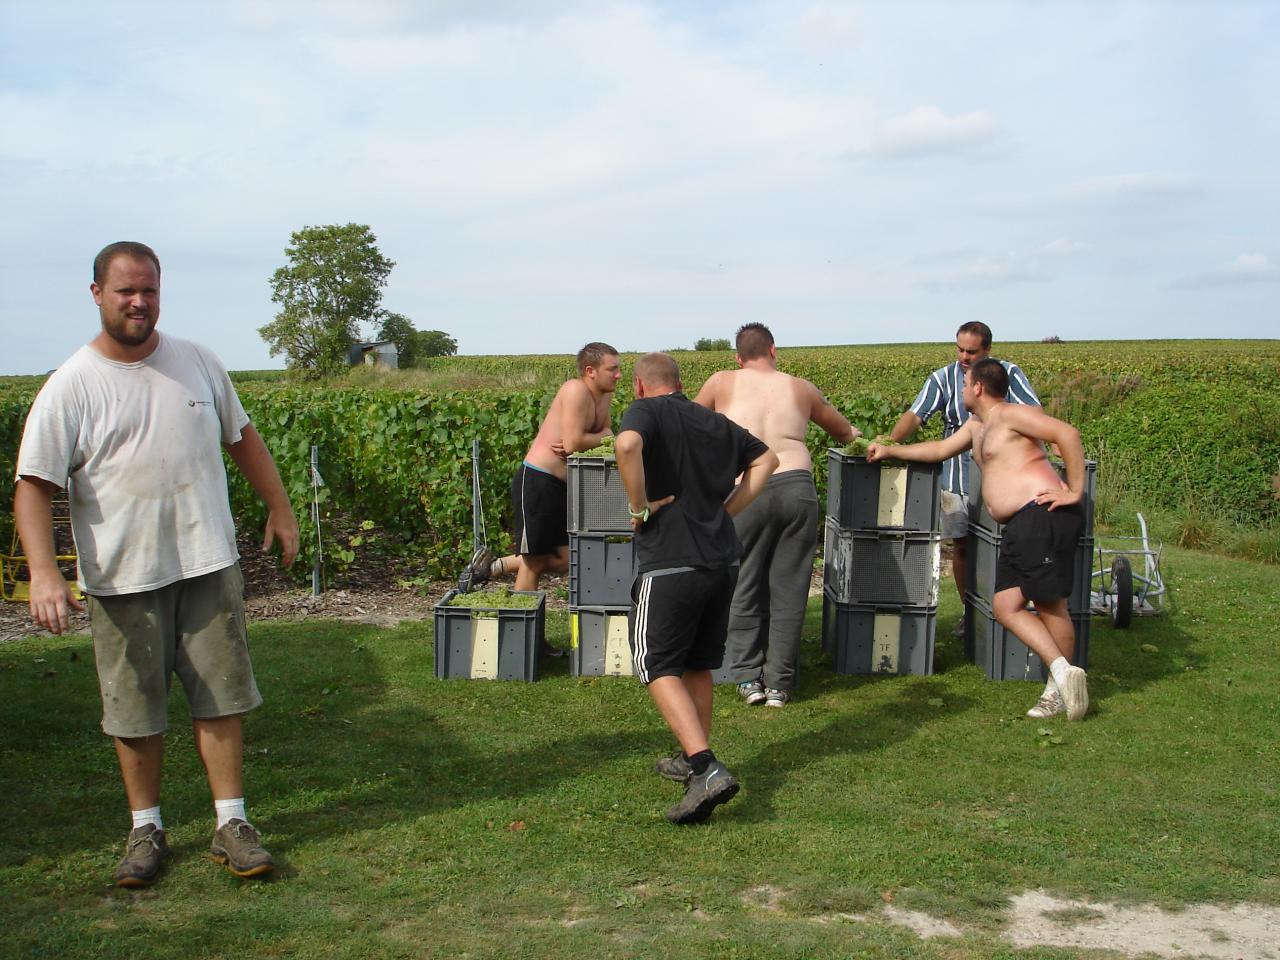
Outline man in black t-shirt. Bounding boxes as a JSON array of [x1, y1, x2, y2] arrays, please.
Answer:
[[615, 353, 777, 824]]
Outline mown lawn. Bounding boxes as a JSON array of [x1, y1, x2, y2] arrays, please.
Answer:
[[2, 547, 1277, 959]]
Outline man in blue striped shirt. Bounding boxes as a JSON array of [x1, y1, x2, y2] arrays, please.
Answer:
[[890, 322, 1039, 614]]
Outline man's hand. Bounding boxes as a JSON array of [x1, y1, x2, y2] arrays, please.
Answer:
[[263, 508, 300, 568], [28, 572, 83, 636], [630, 495, 675, 532], [1035, 486, 1081, 511], [866, 443, 894, 463], [550, 439, 569, 460]]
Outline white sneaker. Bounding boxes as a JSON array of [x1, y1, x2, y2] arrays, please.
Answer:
[[764, 688, 789, 708], [1059, 666, 1089, 721], [1026, 690, 1065, 719]]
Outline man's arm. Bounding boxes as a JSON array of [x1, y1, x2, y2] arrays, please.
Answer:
[[724, 449, 779, 518], [613, 429, 675, 532], [890, 410, 923, 443], [559, 381, 612, 454], [692, 372, 723, 411], [806, 381, 859, 444], [868, 420, 975, 464], [224, 424, 300, 568], [1001, 405, 1085, 509], [14, 476, 83, 634]]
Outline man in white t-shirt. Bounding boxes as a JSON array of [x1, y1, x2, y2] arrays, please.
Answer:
[[14, 242, 299, 888]]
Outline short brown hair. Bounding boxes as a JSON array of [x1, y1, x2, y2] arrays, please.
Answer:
[[956, 321, 992, 348], [735, 322, 774, 361], [634, 352, 680, 389], [94, 242, 161, 285], [969, 357, 1008, 398], [576, 341, 618, 375]]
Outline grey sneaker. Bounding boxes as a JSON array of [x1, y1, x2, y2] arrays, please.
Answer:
[[737, 679, 766, 706], [1026, 690, 1065, 719], [1059, 666, 1089, 721], [654, 750, 692, 782], [209, 819, 275, 878], [114, 824, 170, 888], [764, 688, 789, 708], [457, 546, 496, 594], [952, 619, 965, 639], [666, 760, 739, 824]]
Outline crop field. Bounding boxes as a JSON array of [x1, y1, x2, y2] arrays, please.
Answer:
[[3, 339, 1279, 580]]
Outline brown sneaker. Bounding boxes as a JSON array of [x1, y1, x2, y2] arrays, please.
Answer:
[[209, 819, 275, 878], [114, 824, 170, 888]]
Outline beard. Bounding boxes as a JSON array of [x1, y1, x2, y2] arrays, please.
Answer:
[[102, 312, 157, 347]]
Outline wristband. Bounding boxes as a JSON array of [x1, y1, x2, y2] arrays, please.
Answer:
[[629, 505, 650, 522]]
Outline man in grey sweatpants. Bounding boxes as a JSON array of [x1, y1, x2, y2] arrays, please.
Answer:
[[694, 324, 859, 706]]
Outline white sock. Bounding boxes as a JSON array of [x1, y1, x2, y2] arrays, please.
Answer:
[[214, 797, 247, 828], [131, 806, 163, 831], [1049, 656, 1070, 689], [1043, 678, 1058, 697]]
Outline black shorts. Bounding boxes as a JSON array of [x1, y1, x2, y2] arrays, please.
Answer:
[[630, 566, 739, 683], [995, 501, 1085, 602], [511, 462, 569, 556]]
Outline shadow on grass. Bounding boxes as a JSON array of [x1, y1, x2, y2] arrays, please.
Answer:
[[0, 622, 650, 873], [735, 677, 976, 823]]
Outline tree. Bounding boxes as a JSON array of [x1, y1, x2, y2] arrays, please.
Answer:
[[414, 329, 458, 358], [259, 223, 395, 377], [376, 312, 418, 367], [695, 337, 731, 351]]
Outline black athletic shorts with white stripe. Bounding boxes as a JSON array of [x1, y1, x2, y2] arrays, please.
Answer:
[[630, 565, 739, 683]]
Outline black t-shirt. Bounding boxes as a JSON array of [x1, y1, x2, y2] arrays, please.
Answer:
[[619, 392, 769, 573]]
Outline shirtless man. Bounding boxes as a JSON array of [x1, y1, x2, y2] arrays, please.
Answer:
[[460, 342, 622, 595], [694, 323, 859, 707], [867, 358, 1089, 721]]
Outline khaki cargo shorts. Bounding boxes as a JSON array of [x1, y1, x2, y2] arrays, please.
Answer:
[[940, 490, 970, 540], [88, 564, 261, 738]]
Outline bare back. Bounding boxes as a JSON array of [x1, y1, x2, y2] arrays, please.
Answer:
[[701, 368, 819, 473], [970, 404, 1064, 522], [525, 378, 612, 480]]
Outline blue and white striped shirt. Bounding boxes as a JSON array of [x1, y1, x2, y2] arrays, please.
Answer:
[[908, 359, 1039, 495]]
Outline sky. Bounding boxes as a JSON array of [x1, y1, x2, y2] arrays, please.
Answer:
[[1, 0, 1276, 375]]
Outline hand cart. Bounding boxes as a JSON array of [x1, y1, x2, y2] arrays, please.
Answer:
[[1089, 512, 1166, 628]]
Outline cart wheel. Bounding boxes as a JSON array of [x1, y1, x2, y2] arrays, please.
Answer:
[[1111, 557, 1133, 628]]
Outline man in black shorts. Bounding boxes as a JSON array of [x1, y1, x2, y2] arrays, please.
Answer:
[[460, 343, 621, 599], [615, 353, 777, 823], [867, 358, 1090, 721]]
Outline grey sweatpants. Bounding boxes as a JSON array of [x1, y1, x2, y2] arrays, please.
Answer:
[[725, 470, 820, 691]]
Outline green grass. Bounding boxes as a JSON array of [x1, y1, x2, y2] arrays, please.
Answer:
[[2, 547, 1278, 959]]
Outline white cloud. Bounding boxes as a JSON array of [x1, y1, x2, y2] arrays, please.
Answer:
[[867, 106, 997, 159], [1041, 238, 1090, 257], [918, 256, 1046, 293], [1177, 253, 1280, 288], [1065, 171, 1199, 203]]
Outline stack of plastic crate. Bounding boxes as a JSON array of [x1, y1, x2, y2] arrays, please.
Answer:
[[965, 460, 1097, 681], [565, 454, 637, 677], [821, 450, 943, 675]]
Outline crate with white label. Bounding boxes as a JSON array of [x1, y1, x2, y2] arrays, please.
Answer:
[[821, 587, 937, 676], [433, 589, 545, 681]]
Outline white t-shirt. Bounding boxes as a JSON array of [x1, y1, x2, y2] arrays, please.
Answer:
[[16, 333, 250, 595]]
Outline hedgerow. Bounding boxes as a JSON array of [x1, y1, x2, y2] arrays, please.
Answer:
[[3, 340, 1278, 578]]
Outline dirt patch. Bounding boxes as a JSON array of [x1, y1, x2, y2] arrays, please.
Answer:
[[1005, 890, 1280, 960], [0, 533, 571, 642], [805, 891, 1280, 959]]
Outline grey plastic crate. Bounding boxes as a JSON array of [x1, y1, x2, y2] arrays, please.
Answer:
[[433, 589, 545, 681], [826, 450, 942, 531], [969, 458, 1097, 536], [965, 591, 1090, 681], [567, 456, 633, 534], [821, 587, 936, 675], [569, 533, 636, 607], [570, 606, 635, 677], [968, 526, 1095, 615], [822, 518, 941, 606]]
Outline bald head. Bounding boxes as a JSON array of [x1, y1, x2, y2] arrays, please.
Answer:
[[634, 352, 681, 396]]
